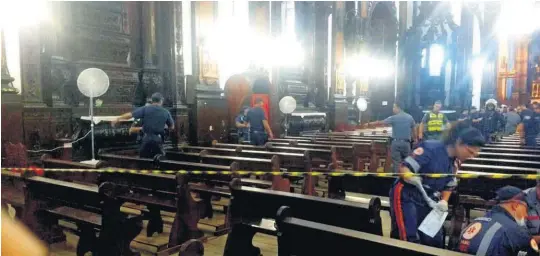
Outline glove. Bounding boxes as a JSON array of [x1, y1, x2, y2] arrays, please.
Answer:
[[433, 200, 448, 212]]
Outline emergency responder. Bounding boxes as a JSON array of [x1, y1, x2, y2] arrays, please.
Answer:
[[368, 103, 416, 173], [390, 122, 484, 247], [519, 104, 539, 147], [457, 186, 538, 256], [480, 99, 505, 143], [419, 100, 449, 141], [112, 92, 174, 158], [504, 107, 521, 135], [524, 181, 540, 243], [246, 98, 274, 145], [235, 106, 250, 143]]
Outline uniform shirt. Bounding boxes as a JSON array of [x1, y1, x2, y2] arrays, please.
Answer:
[[481, 110, 504, 134], [132, 105, 173, 135], [505, 112, 521, 133], [521, 109, 539, 137], [235, 114, 248, 134], [458, 206, 537, 256], [383, 111, 415, 140], [401, 140, 457, 193], [246, 106, 266, 133], [524, 187, 540, 236]]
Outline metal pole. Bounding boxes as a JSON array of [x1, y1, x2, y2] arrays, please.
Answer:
[[90, 96, 95, 161]]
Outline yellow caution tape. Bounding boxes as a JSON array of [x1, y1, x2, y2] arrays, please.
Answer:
[[2, 168, 539, 180]]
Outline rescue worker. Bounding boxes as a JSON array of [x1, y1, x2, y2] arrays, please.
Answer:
[[235, 106, 250, 143], [390, 122, 484, 247], [519, 104, 539, 147], [524, 181, 540, 243], [457, 186, 538, 256], [112, 92, 174, 158], [419, 100, 449, 141], [368, 103, 416, 173], [246, 98, 274, 146], [480, 100, 505, 143], [504, 107, 521, 135]]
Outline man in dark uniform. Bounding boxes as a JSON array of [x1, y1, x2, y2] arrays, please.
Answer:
[[519, 104, 539, 147], [246, 98, 274, 146], [113, 93, 174, 158], [480, 100, 505, 143], [524, 181, 540, 244], [457, 186, 538, 256], [235, 106, 250, 143]]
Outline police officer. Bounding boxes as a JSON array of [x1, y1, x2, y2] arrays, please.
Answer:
[[457, 186, 538, 256], [519, 104, 539, 147], [246, 98, 274, 145], [112, 92, 174, 158], [390, 122, 484, 247], [480, 100, 505, 143], [235, 106, 250, 143], [419, 100, 449, 141], [368, 103, 416, 173], [524, 181, 540, 243]]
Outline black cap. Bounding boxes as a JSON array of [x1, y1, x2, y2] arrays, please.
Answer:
[[151, 92, 164, 103], [495, 186, 526, 202], [458, 127, 485, 147]]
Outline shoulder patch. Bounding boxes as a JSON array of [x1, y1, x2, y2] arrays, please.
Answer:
[[531, 239, 538, 252], [524, 115, 531, 120], [462, 223, 482, 240], [413, 147, 424, 155]]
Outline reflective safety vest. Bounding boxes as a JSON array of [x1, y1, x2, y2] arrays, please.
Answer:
[[427, 113, 444, 132]]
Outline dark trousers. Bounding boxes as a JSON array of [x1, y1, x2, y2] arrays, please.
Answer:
[[250, 131, 268, 146], [139, 134, 164, 158], [389, 182, 444, 248], [525, 136, 538, 147]]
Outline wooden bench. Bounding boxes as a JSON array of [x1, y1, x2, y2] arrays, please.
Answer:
[[477, 152, 540, 161], [481, 146, 540, 154], [275, 206, 468, 256], [464, 157, 540, 169], [1, 170, 25, 218], [223, 178, 382, 256], [21, 174, 142, 256]]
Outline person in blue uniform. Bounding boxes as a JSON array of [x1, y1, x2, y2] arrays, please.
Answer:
[[480, 101, 505, 143], [457, 186, 538, 256], [524, 181, 540, 244], [235, 106, 250, 143], [246, 98, 274, 146], [519, 104, 539, 147], [389, 122, 485, 248], [113, 93, 174, 158]]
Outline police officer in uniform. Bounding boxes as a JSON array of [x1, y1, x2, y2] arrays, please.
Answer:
[[246, 98, 274, 145], [113, 93, 174, 158], [480, 99, 505, 143], [457, 186, 538, 256], [368, 103, 416, 173], [390, 122, 484, 247], [524, 181, 540, 243], [235, 106, 250, 143], [519, 104, 539, 147], [419, 100, 449, 141]]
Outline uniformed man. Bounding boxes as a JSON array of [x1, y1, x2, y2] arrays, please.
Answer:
[[505, 107, 521, 135], [457, 186, 538, 256], [480, 100, 505, 143], [235, 106, 250, 142], [390, 122, 484, 248], [246, 98, 274, 146], [112, 93, 174, 158], [368, 103, 416, 173], [519, 104, 539, 147], [470, 106, 482, 130], [524, 181, 540, 243], [419, 100, 449, 141], [458, 110, 470, 124]]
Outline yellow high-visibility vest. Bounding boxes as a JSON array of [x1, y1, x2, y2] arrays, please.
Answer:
[[427, 113, 444, 132]]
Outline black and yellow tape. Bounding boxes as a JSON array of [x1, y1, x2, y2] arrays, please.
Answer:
[[2, 168, 540, 180]]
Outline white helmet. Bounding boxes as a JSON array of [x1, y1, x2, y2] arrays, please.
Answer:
[[485, 98, 497, 107]]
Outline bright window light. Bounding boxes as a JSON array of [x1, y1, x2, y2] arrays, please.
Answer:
[[345, 54, 394, 79], [429, 44, 445, 76], [497, 0, 540, 38]]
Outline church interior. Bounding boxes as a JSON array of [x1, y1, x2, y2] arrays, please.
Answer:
[[1, 1, 540, 256]]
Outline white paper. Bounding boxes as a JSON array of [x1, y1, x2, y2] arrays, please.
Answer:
[[418, 209, 448, 238]]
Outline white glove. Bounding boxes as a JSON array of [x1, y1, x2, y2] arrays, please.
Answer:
[[426, 197, 437, 209], [433, 200, 448, 212], [404, 176, 423, 188]]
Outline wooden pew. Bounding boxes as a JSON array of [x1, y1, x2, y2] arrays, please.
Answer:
[[21, 174, 142, 256], [1, 170, 25, 218], [477, 152, 540, 161], [464, 158, 540, 169], [460, 163, 540, 174], [481, 146, 540, 154], [275, 206, 468, 256], [223, 178, 382, 256]]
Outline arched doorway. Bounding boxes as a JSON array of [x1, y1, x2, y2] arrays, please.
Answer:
[[224, 73, 272, 126]]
